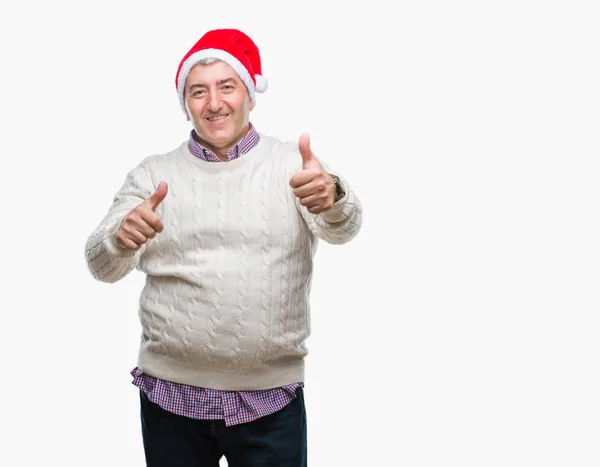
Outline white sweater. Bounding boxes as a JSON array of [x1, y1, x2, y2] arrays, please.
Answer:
[[85, 134, 362, 390]]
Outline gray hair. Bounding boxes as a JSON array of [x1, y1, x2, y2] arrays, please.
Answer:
[[197, 57, 221, 65]]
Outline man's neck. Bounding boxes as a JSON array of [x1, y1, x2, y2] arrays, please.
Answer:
[[193, 125, 251, 160]]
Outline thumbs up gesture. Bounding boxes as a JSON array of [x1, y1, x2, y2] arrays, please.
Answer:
[[289, 134, 336, 214], [116, 181, 168, 250]]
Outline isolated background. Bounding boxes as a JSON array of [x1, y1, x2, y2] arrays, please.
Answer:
[[1, 1, 599, 466]]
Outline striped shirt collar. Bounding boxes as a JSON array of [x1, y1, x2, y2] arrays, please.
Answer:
[[188, 123, 259, 162]]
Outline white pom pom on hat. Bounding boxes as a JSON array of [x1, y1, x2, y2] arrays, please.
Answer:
[[175, 28, 268, 114]]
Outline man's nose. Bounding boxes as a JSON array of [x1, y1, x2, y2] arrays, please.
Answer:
[[207, 92, 222, 112]]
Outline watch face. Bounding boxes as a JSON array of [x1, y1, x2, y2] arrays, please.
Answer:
[[332, 175, 344, 199]]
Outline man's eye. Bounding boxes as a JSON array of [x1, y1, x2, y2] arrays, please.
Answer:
[[222, 85, 234, 91]]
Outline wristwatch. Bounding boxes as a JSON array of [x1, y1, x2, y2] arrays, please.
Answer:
[[331, 174, 345, 202]]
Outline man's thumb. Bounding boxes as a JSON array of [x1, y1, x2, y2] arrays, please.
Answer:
[[298, 133, 314, 169], [146, 181, 168, 211]]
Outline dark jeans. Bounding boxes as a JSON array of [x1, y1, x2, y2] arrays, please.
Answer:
[[139, 388, 307, 467]]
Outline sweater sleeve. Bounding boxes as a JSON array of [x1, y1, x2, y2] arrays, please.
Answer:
[[84, 161, 156, 283], [293, 155, 363, 245]]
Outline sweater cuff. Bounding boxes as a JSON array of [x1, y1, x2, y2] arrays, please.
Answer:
[[102, 216, 137, 258], [320, 174, 350, 222]]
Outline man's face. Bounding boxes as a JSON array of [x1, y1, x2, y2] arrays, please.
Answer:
[[185, 61, 254, 157]]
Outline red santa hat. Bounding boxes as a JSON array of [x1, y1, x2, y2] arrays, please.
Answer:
[[175, 28, 268, 114]]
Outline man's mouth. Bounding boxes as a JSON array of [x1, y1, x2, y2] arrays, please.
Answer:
[[206, 115, 228, 122]]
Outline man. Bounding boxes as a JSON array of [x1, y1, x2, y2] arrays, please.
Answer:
[[85, 28, 362, 467]]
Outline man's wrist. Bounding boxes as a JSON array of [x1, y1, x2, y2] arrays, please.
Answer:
[[330, 174, 345, 202]]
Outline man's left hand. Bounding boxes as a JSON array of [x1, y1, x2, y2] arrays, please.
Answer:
[[289, 133, 336, 214]]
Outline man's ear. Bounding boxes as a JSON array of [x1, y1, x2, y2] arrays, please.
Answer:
[[249, 98, 255, 112], [184, 97, 191, 121]]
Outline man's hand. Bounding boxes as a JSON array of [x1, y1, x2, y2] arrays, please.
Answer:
[[115, 181, 168, 250], [289, 134, 336, 214]]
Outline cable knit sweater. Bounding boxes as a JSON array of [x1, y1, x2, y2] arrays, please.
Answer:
[[85, 134, 362, 390]]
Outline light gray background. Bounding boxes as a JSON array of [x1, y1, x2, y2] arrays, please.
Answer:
[[1, 1, 598, 466]]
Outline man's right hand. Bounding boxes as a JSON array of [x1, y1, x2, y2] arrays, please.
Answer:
[[115, 181, 168, 251]]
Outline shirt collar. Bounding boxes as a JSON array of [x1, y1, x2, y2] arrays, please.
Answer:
[[188, 123, 259, 162]]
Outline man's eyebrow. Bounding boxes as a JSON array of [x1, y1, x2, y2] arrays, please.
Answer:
[[188, 78, 237, 90], [188, 83, 206, 91]]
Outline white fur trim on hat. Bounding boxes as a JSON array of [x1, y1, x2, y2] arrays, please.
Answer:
[[177, 48, 259, 114]]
